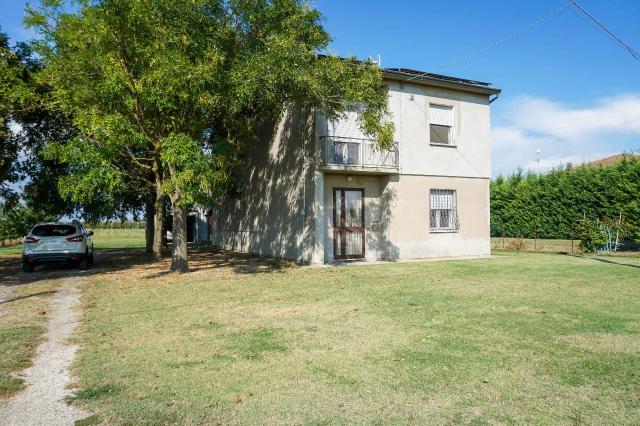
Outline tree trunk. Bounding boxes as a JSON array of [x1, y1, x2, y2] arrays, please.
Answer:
[[152, 186, 165, 261], [144, 196, 155, 254], [170, 203, 189, 273]]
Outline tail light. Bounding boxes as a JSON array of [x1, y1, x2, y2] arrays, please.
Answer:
[[65, 235, 84, 242], [24, 236, 40, 244]]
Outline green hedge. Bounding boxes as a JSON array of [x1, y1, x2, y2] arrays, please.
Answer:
[[491, 157, 640, 242]]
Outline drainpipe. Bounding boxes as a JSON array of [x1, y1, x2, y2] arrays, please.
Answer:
[[489, 94, 500, 104]]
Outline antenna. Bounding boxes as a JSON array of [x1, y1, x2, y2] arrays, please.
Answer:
[[369, 54, 382, 67]]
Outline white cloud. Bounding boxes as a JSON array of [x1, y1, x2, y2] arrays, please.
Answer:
[[491, 94, 640, 176]]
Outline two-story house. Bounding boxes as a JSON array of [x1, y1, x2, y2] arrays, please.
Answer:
[[210, 67, 501, 263]]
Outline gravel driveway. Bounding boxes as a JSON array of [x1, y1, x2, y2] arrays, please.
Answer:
[[0, 277, 89, 426]]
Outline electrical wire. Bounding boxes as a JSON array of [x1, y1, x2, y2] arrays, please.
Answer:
[[438, 3, 570, 71], [400, 3, 569, 82], [564, 0, 640, 63]]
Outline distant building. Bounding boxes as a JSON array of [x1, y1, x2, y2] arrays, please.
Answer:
[[579, 153, 639, 168]]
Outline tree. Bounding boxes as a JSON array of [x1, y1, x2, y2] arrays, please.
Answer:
[[28, 0, 393, 272], [0, 29, 32, 207], [1, 27, 152, 243], [491, 156, 640, 244]]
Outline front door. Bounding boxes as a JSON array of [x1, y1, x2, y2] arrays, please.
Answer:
[[333, 188, 365, 260]]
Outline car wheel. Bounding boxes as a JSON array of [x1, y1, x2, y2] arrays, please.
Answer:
[[89, 249, 94, 265], [23, 262, 34, 273], [78, 252, 89, 270]]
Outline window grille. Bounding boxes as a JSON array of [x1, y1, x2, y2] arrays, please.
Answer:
[[429, 104, 454, 145], [430, 189, 459, 231]]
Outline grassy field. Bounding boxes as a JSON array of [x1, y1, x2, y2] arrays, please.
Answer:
[[0, 228, 146, 256], [0, 280, 59, 396], [491, 237, 581, 253], [68, 251, 640, 424]]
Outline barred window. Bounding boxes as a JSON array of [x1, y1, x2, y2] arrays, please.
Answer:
[[430, 189, 459, 231], [429, 104, 454, 145]]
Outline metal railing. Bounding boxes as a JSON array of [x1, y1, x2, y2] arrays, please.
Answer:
[[321, 136, 399, 169]]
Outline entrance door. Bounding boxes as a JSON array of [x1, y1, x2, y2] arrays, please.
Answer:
[[333, 188, 365, 260]]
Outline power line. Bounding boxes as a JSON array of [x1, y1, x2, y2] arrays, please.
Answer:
[[401, 4, 569, 83], [564, 0, 640, 63], [438, 4, 569, 71]]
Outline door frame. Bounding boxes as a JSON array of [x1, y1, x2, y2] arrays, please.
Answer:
[[333, 187, 365, 260]]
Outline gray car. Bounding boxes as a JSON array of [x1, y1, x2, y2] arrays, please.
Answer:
[[22, 222, 94, 272]]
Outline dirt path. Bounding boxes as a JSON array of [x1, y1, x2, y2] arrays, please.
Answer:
[[0, 277, 89, 426]]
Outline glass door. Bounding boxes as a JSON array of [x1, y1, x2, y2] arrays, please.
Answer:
[[333, 188, 365, 260]]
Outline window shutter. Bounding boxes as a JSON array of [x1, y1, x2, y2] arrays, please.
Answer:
[[429, 105, 453, 127], [430, 190, 453, 207], [329, 105, 367, 139]]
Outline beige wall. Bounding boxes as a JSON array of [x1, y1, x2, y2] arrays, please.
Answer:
[[211, 109, 317, 262], [383, 175, 490, 259], [321, 174, 490, 262], [212, 77, 494, 264], [386, 80, 492, 179]]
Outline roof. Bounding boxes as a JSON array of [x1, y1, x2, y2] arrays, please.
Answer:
[[583, 153, 639, 167], [317, 55, 501, 96], [383, 68, 501, 96]]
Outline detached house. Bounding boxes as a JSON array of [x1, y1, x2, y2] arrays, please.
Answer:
[[210, 67, 501, 263]]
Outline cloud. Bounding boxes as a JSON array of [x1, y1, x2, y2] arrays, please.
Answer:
[[491, 94, 640, 176]]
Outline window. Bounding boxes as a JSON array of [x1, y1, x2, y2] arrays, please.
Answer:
[[31, 225, 77, 237], [328, 103, 367, 140], [430, 189, 459, 232], [429, 104, 454, 145]]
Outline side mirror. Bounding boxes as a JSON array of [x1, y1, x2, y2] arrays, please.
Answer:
[[87, 230, 94, 237]]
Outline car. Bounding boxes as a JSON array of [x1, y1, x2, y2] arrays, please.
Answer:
[[22, 221, 94, 273]]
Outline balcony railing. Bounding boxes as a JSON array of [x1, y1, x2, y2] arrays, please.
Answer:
[[321, 136, 399, 169]]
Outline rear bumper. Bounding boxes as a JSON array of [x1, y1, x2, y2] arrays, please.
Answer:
[[23, 252, 87, 264]]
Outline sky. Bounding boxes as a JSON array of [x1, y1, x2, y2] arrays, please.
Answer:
[[2, 0, 640, 176]]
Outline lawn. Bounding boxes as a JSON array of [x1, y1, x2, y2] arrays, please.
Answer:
[[69, 251, 640, 424], [0, 228, 146, 256], [491, 237, 581, 253]]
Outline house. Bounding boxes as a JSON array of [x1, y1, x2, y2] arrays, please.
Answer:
[[210, 67, 501, 263], [580, 153, 638, 167]]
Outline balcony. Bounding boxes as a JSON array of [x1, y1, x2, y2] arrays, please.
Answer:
[[320, 136, 399, 174]]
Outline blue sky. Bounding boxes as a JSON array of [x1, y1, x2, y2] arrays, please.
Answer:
[[2, 0, 639, 176]]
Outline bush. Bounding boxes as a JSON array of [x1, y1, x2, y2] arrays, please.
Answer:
[[576, 219, 607, 253], [506, 238, 527, 251]]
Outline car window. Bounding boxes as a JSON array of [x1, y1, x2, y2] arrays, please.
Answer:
[[31, 225, 77, 237]]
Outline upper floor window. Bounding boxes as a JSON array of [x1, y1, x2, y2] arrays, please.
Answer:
[[430, 189, 459, 232], [328, 103, 367, 140], [429, 104, 454, 146]]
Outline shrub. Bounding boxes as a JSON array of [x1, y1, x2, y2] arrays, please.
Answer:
[[576, 219, 607, 253], [506, 238, 527, 251]]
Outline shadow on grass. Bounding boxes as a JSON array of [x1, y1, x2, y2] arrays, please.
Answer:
[[0, 290, 57, 305], [0, 247, 297, 289], [563, 253, 640, 269]]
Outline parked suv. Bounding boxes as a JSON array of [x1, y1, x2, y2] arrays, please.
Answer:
[[22, 222, 94, 273]]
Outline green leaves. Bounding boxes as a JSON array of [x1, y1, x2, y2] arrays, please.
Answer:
[[161, 133, 229, 207], [27, 0, 393, 223], [43, 137, 124, 204], [491, 158, 640, 244]]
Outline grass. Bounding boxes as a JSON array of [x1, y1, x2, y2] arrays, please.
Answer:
[[491, 237, 581, 253], [70, 251, 640, 424], [0, 228, 146, 256], [0, 281, 58, 397], [90, 228, 146, 251]]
